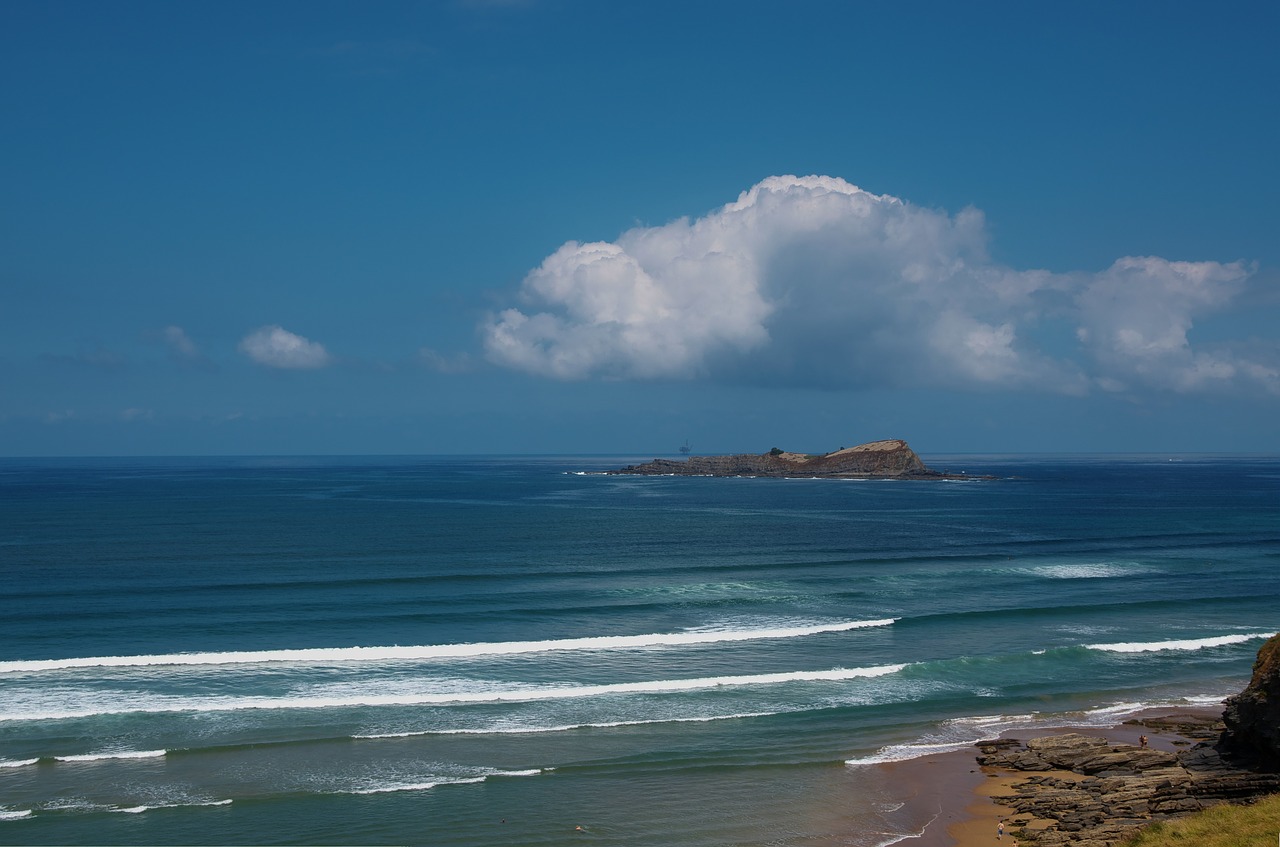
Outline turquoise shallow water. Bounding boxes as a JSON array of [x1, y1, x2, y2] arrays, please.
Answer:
[[1, 454, 1278, 845]]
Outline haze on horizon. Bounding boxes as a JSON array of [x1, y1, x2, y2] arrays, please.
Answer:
[[2, 1, 1277, 457]]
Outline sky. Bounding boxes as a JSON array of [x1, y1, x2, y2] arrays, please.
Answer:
[[2, 0, 1278, 456]]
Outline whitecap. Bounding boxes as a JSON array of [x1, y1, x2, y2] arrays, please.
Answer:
[[845, 740, 980, 766], [1033, 562, 1145, 579], [1087, 633, 1275, 653], [353, 710, 775, 739], [2, 664, 908, 721], [55, 749, 166, 762], [0, 618, 897, 674]]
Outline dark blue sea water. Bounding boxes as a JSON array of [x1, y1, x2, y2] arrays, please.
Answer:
[[2, 454, 1278, 846]]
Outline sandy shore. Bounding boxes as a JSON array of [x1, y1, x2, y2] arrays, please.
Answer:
[[873, 707, 1223, 847]]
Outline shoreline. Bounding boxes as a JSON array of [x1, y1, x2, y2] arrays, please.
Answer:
[[871, 705, 1226, 847]]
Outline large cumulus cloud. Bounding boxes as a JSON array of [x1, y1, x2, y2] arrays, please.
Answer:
[[484, 175, 1272, 395]]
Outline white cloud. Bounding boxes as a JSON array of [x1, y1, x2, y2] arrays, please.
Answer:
[[483, 175, 1269, 395], [239, 325, 332, 370], [157, 324, 217, 370], [1073, 256, 1262, 392], [163, 325, 201, 359]]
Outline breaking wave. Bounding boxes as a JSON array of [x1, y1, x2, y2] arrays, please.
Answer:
[[0, 664, 908, 722], [1086, 633, 1275, 653], [0, 618, 897, 674], [55, 749, 167, 762]]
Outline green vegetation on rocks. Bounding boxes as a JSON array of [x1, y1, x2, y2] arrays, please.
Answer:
[[1118, 793, 1280, 847]]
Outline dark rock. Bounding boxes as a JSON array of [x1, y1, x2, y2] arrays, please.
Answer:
[[976, 714, 1280, 846], [1125, 714, 1222, 741], [1220, 633, 1280, 770]]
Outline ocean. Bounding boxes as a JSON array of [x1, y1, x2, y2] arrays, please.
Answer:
[[1, 453, 1277, 846]]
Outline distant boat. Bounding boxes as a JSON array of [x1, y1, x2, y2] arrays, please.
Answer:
[[679, 440, 692, 455]]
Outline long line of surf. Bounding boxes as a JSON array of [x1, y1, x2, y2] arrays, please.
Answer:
[[0, 618, 897, 674], [0, 664, 908, 721], [1085, 632, 1275, 653], [353, 710, 777, 739]]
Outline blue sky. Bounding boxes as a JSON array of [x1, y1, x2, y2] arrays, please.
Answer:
[[3, 0, 1278, 456]]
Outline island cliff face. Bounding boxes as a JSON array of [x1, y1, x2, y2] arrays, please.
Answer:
[[609, 439, 957, 479]]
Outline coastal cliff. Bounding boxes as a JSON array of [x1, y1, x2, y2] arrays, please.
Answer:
[[971, 635, 1280, 845], [609, 439, 963, 479], [975, 723, 1280, 846], [1220, 632, 1280, 769]]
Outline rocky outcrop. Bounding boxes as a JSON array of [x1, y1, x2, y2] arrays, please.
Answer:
[[976, 718, 1280, 846], [609, 439, 972, 479], [1220, 633, 1280, 769]]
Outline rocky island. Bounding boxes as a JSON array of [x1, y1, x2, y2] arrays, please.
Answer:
[[609, 438, 975, 479]]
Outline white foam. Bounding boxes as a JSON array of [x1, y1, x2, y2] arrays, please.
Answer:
[[0, 758, 38, 769], [0, 810, 33, 821], [1182, 694, 1229, 707], [1078, 701, 1147, 717], [1036, 562, 1144, 579], [845, 694, 1236, 768], [345, 768, 539, 795], [348, 783, 442, 798], [347, 778, 477, 794], [105, 799, 233, 814], [0, 664, 907, 722], [845, 740, 979, 766], [1087, 633, 1275, 653], [354, 710, 775, 739], [0, 618, 897, 674], [55, 749, 167, 762]]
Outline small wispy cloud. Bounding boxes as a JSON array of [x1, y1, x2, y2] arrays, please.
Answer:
[[119, 407, 154, 422], [162, 325, 200, 358], [153, 325, 217, 370], [417, 347, 475, 374], [239, 325, 333, 370]]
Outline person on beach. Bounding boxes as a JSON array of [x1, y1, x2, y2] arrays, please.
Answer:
[[997, 820, 1004, 839], [1139, 735, 1148, 748]]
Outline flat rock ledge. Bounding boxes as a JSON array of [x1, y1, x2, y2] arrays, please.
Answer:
[[975, 717, 1280, 847]]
